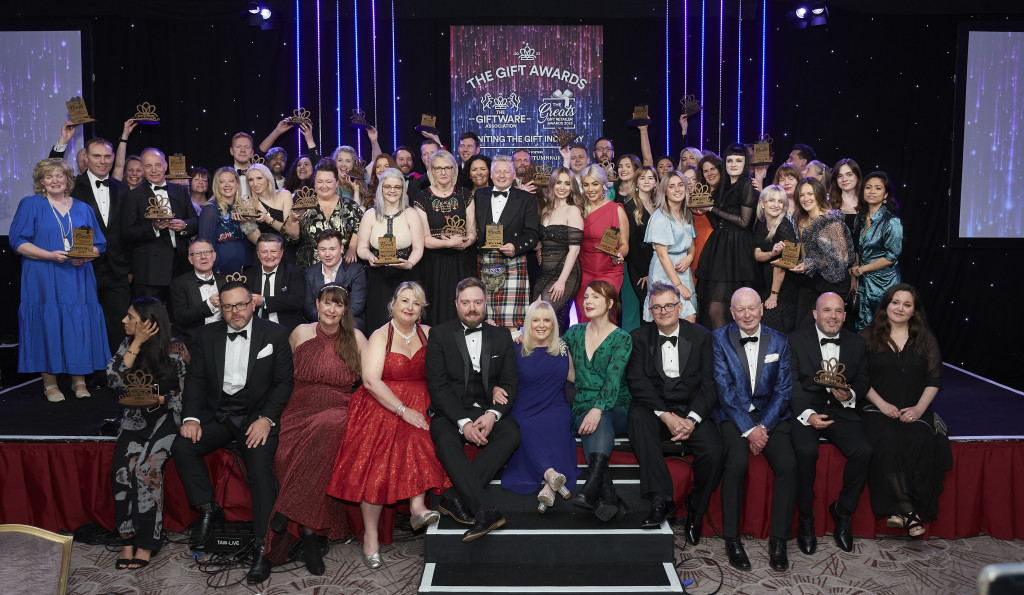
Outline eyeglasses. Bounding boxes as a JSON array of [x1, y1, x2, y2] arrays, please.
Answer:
[[189, 250, 215, 257], [432, 166, 455, 173], [221, 301, 251, 312], [381, 184, 404, 192], [649, 302, 681, 313]]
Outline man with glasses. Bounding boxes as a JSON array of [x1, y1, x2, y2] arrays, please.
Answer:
[[170, 238, 224, 349], [172, 280, 294, 584], [625, 282, 723, 536]]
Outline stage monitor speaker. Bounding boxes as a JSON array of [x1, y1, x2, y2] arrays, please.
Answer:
[[192, 521, 254, 554]]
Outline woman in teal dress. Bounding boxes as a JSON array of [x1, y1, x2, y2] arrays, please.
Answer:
[[563, 280, 632, 521], [851, 172, 902, 330], [11, 159, 109, 402], [643, 170, 697, 322]]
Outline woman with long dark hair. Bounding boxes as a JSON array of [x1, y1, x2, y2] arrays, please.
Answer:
[[286, 158, 363, 268], [691, 151, 723, 283], [107, 298, 188, 569], [618, 157, 654, 322], [828, 158, 863, 234], [283, 154, 316, 194], [366, 154, 400, 207], [852, 171, 903, 330]]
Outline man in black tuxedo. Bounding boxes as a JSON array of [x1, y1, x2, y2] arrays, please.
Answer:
[[169, 239, 225, 349], [302, 229, 366, 329], [244, 233, 305, 332], [788, 292, 871, 555], [171, 281, 293, 584], [121, 147, 197, 302], [474, 156, 539, 331], [626, 283, 723, 537], [426, 277, 520, 542]]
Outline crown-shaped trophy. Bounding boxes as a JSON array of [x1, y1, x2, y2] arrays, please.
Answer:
[[687, 183, 714, 209], [680, 94, 702, 117], [552, 128, 575, 148], [144, 196, 175, 220], [233, 197, 262, 219], [134, 102, 160, 125], [415, 113, 439, 135], [814, 357, 851, 389], [627, 104, 651, 127], [167, 153, 189, 179], [515, 42, 539, 61], [443, 214, 467, 237], [531, 164, 553, 186], [350, 109, 371, 130], [67, 226, 97, 258], [66, 96, 96, 125], [292, 186, 317, 209], [225, 271, 247, 284], [119, 369, 160, 407], [751, 134, 774, 166], [288, 107, 312, 127], [601, 159, 619, 182], [249, 154, 265, 166]]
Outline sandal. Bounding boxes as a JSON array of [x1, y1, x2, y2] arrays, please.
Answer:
[[72, 380, 91, 399], [904, 512, 925, 538], [128, 558, 149, 569], [44, 384, 65, 403], [115, 558, 132, 570], [886, 515, 905, 529]]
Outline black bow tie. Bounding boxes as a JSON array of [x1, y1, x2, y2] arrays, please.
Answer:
[[197, 277, 215, 286], [95, 178, 111, 188], [228, 329, 248, 341], [237, 168, 248, 176], [492, 189, 509, 198], [820, 337, 841, 346], [740, 336, 758, 345], [152, 184, 167, 192], [464, 326, 482, 335], [659, 335, 677, 346]]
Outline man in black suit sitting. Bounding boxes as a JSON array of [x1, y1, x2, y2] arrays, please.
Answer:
[[171, 281, 294, 584], [169, 238, 224, 349], [626, 283, 723, 538], [425, 277, 520, 542], [302, 229, 366, 330], [244, 233, 305, 333]]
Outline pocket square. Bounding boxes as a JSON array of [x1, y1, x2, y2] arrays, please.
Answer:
[[257, 344, 274, 359], [764, 353, 779, 363]]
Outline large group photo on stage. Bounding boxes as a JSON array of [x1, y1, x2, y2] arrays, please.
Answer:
[[2, 1, 1024, 594]]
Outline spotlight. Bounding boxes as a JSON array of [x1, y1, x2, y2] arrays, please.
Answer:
[[795, 7, 807, 18], [260, 7, 271, 19], [247, 2, 259, 13], [789, 1, 827, 28]]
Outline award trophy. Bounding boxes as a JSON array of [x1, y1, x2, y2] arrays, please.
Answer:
[[552, 128, 575, 148], [233, 197, 262, 219], [627, 105, 651, 127], [595, 227, 621, 256], [814, 357, 851, 390], [680, 94, 702, 118], [292, 187, 317, 210], [375, 236, 400, 264], [751, 135, 774, 166], [67, 226, 97, 258], [144, 196, 175, 220], [350, 109, 371, 130], [167, 154, 189, 180], [531, 164, 553, 186], [484, 224, 504, 249], [442, 215, 467, 238], [687, 183, 714, 209], [288, 108, 312, 127], [225, 271, 247, 284], [118, 369, 161, 407], [66, 97, 96, 125], [771, 241, 803, 269], [249, 155, 265, 166], [415, 114, 439, 136], [134, 102, 160, 125]]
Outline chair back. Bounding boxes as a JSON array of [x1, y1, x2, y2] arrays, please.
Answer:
[[0, 524, 73, 595]]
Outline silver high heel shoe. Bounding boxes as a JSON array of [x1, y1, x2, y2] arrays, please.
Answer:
[[546, 471, 570, 499], [410, 510, 440, 531], [362, 551, 383, 569]]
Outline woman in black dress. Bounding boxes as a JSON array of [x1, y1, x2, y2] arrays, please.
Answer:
[[616, 157, 654, 321], [246, 163, 298, 265], [860, 283, 951, 537], [694, 143, 759, 329], [533, 167, 584, 333], [753, 185, 798, 332]]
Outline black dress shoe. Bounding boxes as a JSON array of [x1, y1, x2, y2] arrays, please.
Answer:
[[829, 501, 854, 552], [797, 517, 816, 555], [768, 537, 789, 571], [247, 538, 271, 584], [724, 538, 751, 570], [641, 495, 677, 529], [462, 508, 506, 542], [683, 496, 703, 545], [188, 501, 224, 546], [437, 491, 475, 526], [301, 532, 325, 576]]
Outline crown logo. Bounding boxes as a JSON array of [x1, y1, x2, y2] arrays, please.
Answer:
[[442, 214, 467, 237], [814, 357, 851, 389], [225, 271, 247, 284], [515, 42, 539, 61], [350, 109, 370, 129], [134, 102, 160, 122], [144, 196, 174, 219], [687, 183, 714, 209], [118, 369, 160, 407], [289, 108, 312, 127], [552, 128, 575, 148], [249, 155, 265, 165], [292, 186, 317, 209], [680, 94, 702, 116], [531, 164, 552, 186]]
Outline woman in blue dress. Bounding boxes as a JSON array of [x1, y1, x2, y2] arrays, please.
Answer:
[[11, 159, 109, 402], [198, 167, 254, 276], [643, 170, 697, 322], [852, 171, 903, 330], [499, 300, 580, 513]]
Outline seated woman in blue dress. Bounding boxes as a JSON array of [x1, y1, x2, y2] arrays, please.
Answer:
[[498, 300, 580, 513], [198, 167, 254, 276]]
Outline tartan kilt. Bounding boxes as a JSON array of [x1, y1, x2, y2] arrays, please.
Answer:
[[478, 250, 530, 328]]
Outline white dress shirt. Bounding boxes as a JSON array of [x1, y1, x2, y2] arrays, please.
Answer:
[[457, 323, 502, 433], [222, 319, 253, 396], [321, 262, 339, 285], [653, 325, 702, 425], [739, 326, 762, 437], [260, 267, 279, 324], [86, 171, 111, 226], [490, 186, 511, 223], [197, 272, 221, 324], [797, 327, 857, 426]]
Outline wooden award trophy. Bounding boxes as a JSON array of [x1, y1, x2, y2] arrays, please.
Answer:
[[66, 97, 96, 125], [144, 196, 175, 220], [751, 135, 774, 166], [531, 164, 553, 186], [595, 227, 621, 256], [292, 187, 317, 210], [167, 154, 189, 180], [350, 109, 371, 130], [233, 197, 262, 219], [415, 114, 439, 136], [376, 236, 400, 264], [814, 358, 851, 390], [134, 102, 160, 125], [225, 272, 247, 284], [552, 128, 575, 148], [772, 241, 803, 269], [484, 224, 504, 250], [288, 108, 312, 127], [680, 94, 702, 118], [118, 370, 161, 407], [67, 226, 97, 258], [687, 183, 714, 210], [627, 105, 651, 127]]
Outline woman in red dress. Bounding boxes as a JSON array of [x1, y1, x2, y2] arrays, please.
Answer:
[[264, 283, 365, 575], [573, 164, 629, 322], [327, 281, 450, 569]]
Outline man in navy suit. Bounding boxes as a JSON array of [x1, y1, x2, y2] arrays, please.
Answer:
[[302, 229, 366, 330], [712, 287, 797, 572], [244, 233, 305, 332]]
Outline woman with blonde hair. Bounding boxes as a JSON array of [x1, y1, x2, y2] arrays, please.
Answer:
[[573, 165, 629, 322], [754, 185, 799, 332], [198, 167, 251, 275], [245, 162, 297, 264], [643, 171, 697, 322]]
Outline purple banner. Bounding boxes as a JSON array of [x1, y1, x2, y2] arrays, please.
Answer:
[[450, 25, 604, 166]]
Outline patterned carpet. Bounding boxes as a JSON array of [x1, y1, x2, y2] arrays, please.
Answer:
[[64, 523, 1024, 594]]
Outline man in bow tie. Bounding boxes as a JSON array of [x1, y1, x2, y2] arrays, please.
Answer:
[[712, 287, 797, 572], [169, 238, 224, 349], [172, 281, 293, 584], [788, 292, 871, 556], [230, 132, 255, 197], [122, 147, 197, 302]]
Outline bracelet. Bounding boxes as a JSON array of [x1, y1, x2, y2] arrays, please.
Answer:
[[119, 138, 128, 143], [126, 349, 139, 355], [395, 404, 407, 418], [770, 290, 779, 295]]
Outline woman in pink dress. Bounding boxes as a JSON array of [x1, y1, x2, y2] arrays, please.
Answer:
[[573, 165, 629, 322]]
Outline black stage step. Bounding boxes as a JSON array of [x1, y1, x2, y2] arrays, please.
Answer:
[[420, 562, 684, 594]]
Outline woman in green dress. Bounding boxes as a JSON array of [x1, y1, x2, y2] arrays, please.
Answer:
[[563, 280, 632, 521]]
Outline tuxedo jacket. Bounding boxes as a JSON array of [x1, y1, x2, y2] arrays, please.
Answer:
[[68, 172, 130, 284], [627, 321, 716, 421], [169, 271, 226, 346], [712, 323, 792, 434], [302, 262, 367, 329], [788, 324, 869, 422], [474, 186, 539, 257], [243, 263, 306, 332], [121, 183, 197, 286], [181, 317, 294, 426], [425, 319, 518, 424]]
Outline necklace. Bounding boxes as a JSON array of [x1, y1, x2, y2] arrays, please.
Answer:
[[48, 197, 73, 251], [391, 319, 415, 345]]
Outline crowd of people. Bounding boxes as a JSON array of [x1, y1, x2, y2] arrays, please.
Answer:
[[10, 109, 947, 581]]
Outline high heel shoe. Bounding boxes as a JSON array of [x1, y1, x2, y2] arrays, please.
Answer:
[[537, 482, 556, 512], [72, 380, 91, 399], [362, 551, 383, 569], [410, 510, 440, 531], [545, 470, 568, 499], [44, 384, 65, 403]]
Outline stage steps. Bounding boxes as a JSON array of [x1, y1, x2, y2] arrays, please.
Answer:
[[418, 463, 684, 594]]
